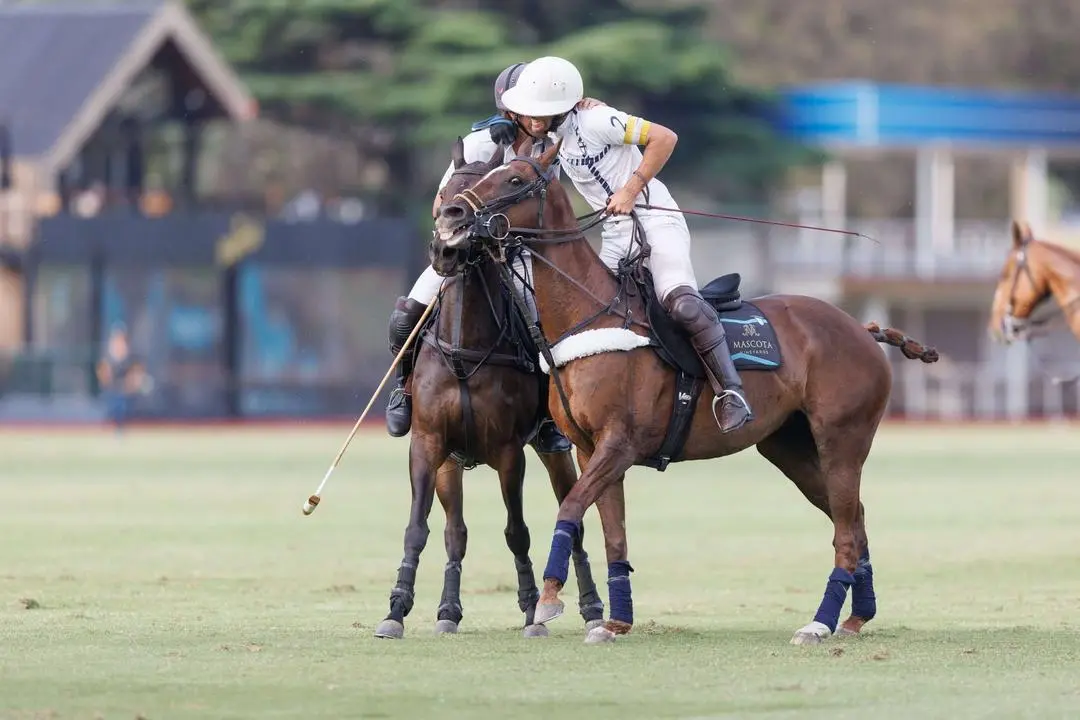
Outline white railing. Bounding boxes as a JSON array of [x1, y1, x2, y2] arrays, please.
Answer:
[[772, 218, 1012, 280], [888, 359, 1080, 421]]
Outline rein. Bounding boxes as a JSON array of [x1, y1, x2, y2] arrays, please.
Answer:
[[443, 154, 871, 450]]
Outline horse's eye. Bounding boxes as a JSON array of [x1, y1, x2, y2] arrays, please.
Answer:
[[509, 176, 523, 187]]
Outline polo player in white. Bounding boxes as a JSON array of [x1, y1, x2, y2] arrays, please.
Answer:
[[499, 56, 753, 433]]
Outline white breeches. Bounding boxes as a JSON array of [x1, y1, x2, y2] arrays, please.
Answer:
[[406, 252, 538, 323], [597, 211, 696, 304], [407, 265, 445, 305]]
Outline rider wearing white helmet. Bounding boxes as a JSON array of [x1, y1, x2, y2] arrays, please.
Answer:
[[499, 56, 752, 433], [382, 62, 599, 450]]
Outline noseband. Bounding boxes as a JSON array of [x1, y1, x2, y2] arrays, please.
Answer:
[[452, 155, 553, 244]]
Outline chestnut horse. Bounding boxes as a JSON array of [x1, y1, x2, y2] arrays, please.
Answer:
[[988, 220, 1080, 344], [430, 140, 939, 645], [374, 140, 604, 640]]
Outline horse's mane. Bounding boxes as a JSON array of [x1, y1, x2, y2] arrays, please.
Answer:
[[1034, 237, 1080, 267]]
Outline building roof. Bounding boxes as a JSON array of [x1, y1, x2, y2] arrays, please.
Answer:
[[778, 80, 1080, 154], [0, 0, 254, 170]]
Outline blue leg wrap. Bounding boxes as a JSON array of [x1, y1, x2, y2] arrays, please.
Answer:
[[607, 560, 634, 625], [812, 567, 855, 632], [851, 545, 877, 620], [542, 520, 579, 585]]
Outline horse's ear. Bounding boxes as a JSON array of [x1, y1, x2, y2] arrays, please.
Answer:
[[486, 144, 507, 171], [516, 137, 535, 160], [452, 137, 466, 169], [538, 138, 561, 172], [1011, 219, 1033, 247]]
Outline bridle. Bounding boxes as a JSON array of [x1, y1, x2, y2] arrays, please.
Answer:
[[442, 154, 646, 451], [1001, 243, 1041, 342], [1000, 239, 1080, 342], [448, 155, 647, 337]]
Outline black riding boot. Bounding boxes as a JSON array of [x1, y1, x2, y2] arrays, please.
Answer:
[[385, 296, 428, 437], [531, 373, 572, 454], [665, 285, 753, 434]]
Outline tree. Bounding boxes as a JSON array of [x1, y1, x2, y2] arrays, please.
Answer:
[[187, 0, 816, 221]]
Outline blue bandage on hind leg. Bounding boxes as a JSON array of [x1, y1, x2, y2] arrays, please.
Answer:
[[542, 520, 579, 585], [812, 567, 855, 632], [607, 560, 634, 625], [851, 545, 877, 620]]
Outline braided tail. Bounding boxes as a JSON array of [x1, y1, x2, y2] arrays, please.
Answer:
[[865, 322, 940, 363]]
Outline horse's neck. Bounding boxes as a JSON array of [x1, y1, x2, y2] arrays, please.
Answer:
[[1038, 242, 1080, 337], [1040, 242, 1080, 305], [436, 263, 506, 347], [529, 227, 630, 342]]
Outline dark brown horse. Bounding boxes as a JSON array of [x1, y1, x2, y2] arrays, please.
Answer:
[[374, 139, 605, 640], [988, 220, 1080, 344], [430, 140, 939, 645]]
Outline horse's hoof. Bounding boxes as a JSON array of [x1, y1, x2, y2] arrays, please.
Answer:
[[584, 618, 605, 632], [584, 625, 617, 644], [523, 623, 550, 638], [534, 600, 565, 625], [373, 619, 404, 639], [790, 621, 832, 645], [434, 619, 459, 635], [838, 616, 866, 636]]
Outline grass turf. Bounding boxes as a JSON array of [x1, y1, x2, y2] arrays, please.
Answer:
[[2, 424, 1079, 719]]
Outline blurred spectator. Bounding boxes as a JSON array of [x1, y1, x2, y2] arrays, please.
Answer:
[[73, 182, 106, 218], [95, 324, 147, 433]]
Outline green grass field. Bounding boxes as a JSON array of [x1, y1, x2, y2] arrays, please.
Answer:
[[2, 423, 1080, 719]]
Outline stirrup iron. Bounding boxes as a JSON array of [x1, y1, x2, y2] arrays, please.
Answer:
[[710, 389, 751, 432]]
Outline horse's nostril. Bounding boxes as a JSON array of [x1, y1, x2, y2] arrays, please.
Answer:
[[441, 205, 466, 220]]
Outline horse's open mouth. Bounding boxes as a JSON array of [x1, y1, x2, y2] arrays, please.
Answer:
[[430, 228, 470, 277], [436, 225, 470, 249]]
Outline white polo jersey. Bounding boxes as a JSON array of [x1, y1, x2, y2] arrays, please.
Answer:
[[550, 106, 679, 225], [437, 129, 559, 192]]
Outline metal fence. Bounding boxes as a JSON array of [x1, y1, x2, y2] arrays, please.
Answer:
[[2, 212, 421, 420]]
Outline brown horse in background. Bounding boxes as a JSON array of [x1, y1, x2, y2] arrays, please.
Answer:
[[373, 140, 604, 640], [988, 220, 1080, 345], [430, 139, 939, 645]]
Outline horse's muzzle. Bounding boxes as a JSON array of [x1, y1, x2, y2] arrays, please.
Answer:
[[1000, 313, 1028, 343]]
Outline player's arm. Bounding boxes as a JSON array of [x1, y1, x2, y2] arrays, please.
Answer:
[[433, 162, 454, 217], [586, 109, 679, 213], [620, 115, 677, 192], [432, 133, 495, 217]]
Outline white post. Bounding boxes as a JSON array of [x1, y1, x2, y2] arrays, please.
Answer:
[[821, 160, 847, 228], [862, 295, 890, 357], [1010, 148, 1049, 234], [903, 307, 928, 419], [1005, 343, 1030, 421], [1001, 148, 1046, 422], [915, 146, 955, 276]]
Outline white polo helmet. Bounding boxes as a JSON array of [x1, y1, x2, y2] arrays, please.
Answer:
[[499, 56, 584, 117]]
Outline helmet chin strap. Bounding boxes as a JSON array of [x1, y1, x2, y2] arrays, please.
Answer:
[[512, 110, 570, 140]]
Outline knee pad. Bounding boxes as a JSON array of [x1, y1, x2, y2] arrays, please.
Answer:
[[388, 296, 427, 353], [665, 286, 717, 330]]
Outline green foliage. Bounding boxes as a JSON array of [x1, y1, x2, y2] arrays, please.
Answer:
[[186, 0, 819, 213]]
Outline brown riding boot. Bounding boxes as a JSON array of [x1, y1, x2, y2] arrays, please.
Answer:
[[665, 285, 753, 434]]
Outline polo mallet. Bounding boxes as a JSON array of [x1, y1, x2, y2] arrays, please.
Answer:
[[302, 299, 436, 516]]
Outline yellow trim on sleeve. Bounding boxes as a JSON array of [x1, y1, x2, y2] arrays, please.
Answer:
[[623, 116, 637, 145], [638, 120, 651, 144]]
